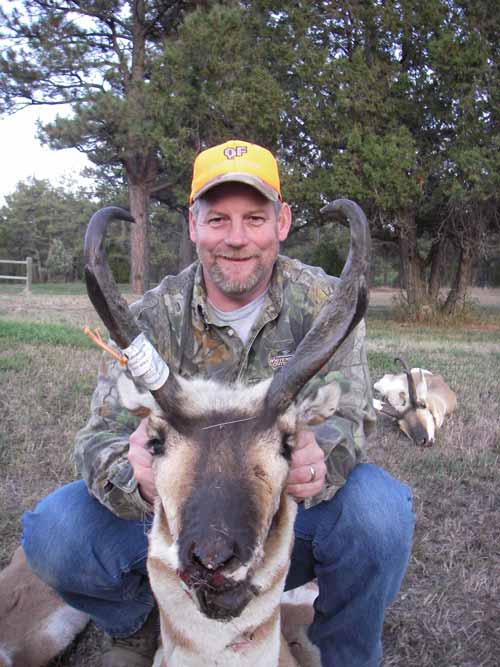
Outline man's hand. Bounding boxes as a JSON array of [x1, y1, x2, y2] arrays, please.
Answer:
[[286, 430, 326, 500], [127, 418, 157, 505]]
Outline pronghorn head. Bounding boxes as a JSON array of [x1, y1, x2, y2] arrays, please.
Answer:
[[145, 376, 341, 621], [374, 357, 435, 446], [84, 199, 370, 620]]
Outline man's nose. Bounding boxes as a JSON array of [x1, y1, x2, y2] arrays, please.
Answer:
[[224, 220, 248, 247]]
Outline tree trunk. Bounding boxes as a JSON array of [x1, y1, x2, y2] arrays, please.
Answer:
[[398, 219, 427, 311], [128, 179, 151, 294], [428, 237, 447, 302], [442, 242, 475, 315]]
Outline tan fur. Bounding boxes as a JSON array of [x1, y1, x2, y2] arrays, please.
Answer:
[[0, 547, 88, 667], [425, 374, 457, 428], [281, 582, 321, 667]]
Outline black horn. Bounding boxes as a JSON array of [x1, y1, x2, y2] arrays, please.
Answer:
[[84, 207, 140, 349], [266, 199, 371, 415], [84, 206, 180, 413], [394, 356, 418, 407]]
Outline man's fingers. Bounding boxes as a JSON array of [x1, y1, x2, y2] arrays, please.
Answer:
[[287, 462, 326, 486], [129, 417, 150, 448], [286, 478, 325, 500], [293, 430, 316, 449], [128, 417, 157, 504], [289, 444, 325, 469]]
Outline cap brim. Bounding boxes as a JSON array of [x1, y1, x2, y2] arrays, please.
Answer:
[[192, 172, 280, 203]]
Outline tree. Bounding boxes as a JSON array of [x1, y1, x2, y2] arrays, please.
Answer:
[[0, 177, 95, 280], [250, 0, 500, 316], [0, 0, 194, 293], [149, 4, 284, 247]]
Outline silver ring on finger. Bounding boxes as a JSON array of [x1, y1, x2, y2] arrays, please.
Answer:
[[309, 466, 316, 483]]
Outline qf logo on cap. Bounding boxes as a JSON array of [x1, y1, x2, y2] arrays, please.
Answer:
[[224, 146, 248, 160]]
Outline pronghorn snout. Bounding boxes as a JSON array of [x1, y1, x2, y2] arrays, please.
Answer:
[[191, 537, 239, 571], [416, 433, 429, 447]]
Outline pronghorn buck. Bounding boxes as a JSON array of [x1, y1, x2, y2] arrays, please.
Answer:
[[83, 198, 370, 667], [0, 547, 89, 667], [373, 357, 457, 446]]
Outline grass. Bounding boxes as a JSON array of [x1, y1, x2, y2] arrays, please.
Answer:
[[0, 319, 95, 348], [0, 281, 132, 296], [365, 304, 500, 667], [0, 287, 499, 667]]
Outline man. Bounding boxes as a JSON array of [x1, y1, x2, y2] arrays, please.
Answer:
[[22, 140, 415, 667]]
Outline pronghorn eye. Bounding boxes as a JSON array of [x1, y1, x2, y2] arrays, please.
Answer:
[[280, 434, 292, 461], [148, 437, 165, 457], [417, 401, 426, 409]]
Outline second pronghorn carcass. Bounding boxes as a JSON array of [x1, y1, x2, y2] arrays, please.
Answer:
[[0, 547, 89, 667], [83, 198, 370, 667], [373, 357, 457, 446]]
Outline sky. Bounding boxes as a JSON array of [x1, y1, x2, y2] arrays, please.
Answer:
[[0, 105, 92, 204]]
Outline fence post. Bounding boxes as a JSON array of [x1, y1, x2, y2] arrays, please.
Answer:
[[25, 256, 33, 294]]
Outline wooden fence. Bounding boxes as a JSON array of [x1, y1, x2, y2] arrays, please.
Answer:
[[0, 257, 33, 293]]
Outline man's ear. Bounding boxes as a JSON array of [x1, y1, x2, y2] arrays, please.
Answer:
[[277, 202, 292, 241], [296, 381, 342, 426], [188, 208, 198, 243]]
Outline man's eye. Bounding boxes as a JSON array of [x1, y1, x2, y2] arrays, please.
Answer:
[[247, 216, 266, 225], [207, 217, 225, 226]]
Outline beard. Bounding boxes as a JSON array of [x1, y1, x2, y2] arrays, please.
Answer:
[[197, 245, 277, 297], [207, 256, 266, 295]]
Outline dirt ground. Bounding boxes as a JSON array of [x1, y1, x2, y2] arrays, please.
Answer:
[[369, 286, 500, 308], [1, 288, 499, 667], [1, 286, 499, 326]]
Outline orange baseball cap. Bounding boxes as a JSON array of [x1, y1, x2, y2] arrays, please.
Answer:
[[190, 140, 281, 204]]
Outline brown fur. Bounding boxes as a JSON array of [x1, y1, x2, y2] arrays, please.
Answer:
[[0, 547, 88, 667]]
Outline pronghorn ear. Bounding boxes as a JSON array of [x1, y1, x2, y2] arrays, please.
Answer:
[[416, 369, 428, 402], [277, 380, 342, 434], [296, 381, 342, 426]]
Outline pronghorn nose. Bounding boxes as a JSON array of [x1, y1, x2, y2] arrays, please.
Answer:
[[191, 540, 238, 571]]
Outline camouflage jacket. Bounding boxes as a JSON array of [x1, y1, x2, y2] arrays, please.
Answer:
[[75, 255, 376, 520]]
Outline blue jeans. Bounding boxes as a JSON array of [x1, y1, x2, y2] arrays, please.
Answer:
[[22, 463, 414, 667]]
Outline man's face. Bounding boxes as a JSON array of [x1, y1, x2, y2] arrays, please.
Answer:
[[189, 183, 291, 309]]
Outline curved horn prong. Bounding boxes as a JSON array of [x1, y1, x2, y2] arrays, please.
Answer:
[[266, 199, 371, 415], [394, 356, 418, 407], [84, 207, 140, 349], [84, 206, 180, 414]]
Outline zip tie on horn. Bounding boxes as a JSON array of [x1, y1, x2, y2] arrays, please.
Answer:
[[84, 328, 170, 391], [84, 327, 128, 366]]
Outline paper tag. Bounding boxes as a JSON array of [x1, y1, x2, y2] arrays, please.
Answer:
[[123, 332, 170, 390]]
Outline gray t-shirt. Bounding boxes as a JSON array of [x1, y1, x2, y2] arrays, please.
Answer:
[[206, 290, 268, 345]]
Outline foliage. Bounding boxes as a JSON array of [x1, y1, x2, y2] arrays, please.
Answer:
[[149, 4, 285, 206], [46, 238, 73, 281], [0, 178, 95, 279]]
